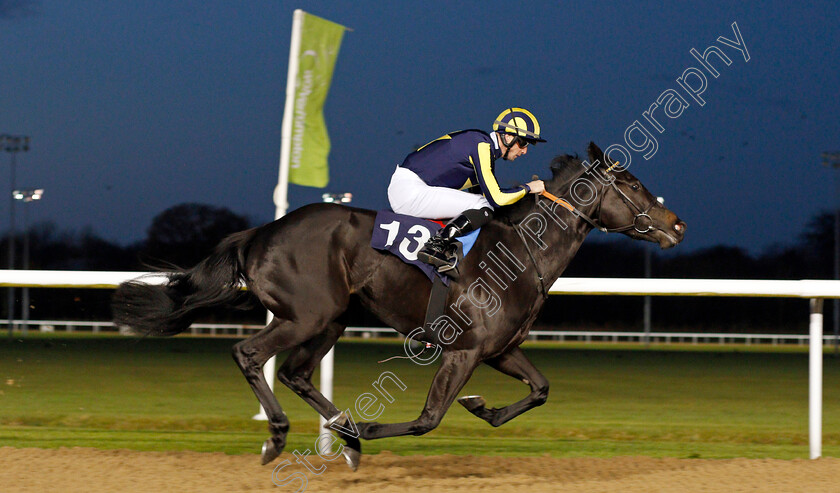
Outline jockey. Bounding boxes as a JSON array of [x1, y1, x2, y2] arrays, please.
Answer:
[[387, 107, 546, 274]]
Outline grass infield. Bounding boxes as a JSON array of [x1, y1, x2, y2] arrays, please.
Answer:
[[1, 334, 837, 459]]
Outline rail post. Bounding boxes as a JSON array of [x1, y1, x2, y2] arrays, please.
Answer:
[[809, 298, 823, 459]]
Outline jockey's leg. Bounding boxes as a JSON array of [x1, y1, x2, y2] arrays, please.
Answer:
[[388, 166, 494, 273], [417, 207, 493, 272], [389, 167, 492, 219]]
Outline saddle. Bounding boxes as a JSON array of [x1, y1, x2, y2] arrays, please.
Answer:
[[370, 210, 481, 346], [370, 210, 479, 285]]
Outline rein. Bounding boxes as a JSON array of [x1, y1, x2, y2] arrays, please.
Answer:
[[538, 179, 657, 235], [538, 190, 606, 232]]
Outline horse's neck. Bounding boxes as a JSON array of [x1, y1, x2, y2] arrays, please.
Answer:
[[542, 210, 593, 281], [487, 184, 600, 288], [521, 194, 598, 282]]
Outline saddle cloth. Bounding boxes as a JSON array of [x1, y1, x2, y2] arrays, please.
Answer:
[[370, 210, 479, 284]]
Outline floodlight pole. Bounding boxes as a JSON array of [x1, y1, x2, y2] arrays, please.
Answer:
[[3, 135, 30, 339], [317, 192, 351, 451], [821, 151, 840, 355], [6, 152, 13, 339], [13, 189, 43, 335], [835, 167, 840, 356], [643, 197, 664, 347], [643, 243, 651, 346]]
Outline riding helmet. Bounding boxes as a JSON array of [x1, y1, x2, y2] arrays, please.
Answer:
[[493, 108, 546, 143]]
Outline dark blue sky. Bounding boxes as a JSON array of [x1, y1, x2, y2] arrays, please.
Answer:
[[1, 1, 838, 256]]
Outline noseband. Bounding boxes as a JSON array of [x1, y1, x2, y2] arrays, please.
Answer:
[[597, 179, 659, 234]]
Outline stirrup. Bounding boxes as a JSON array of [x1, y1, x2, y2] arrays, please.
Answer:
[[436, 258, 458, 273], [436, 242, 463, 278], [417, 249, 454, 268], [417, 236, 454, 267]]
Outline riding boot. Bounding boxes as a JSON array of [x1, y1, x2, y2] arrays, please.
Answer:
[[418, 208, 492, 275]]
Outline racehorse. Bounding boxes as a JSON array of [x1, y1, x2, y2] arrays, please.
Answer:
[[112, 142, 686, 469]]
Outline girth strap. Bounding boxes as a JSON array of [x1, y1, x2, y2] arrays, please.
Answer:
[[513, 223, 549, 300], [421, 275, 450, 346]]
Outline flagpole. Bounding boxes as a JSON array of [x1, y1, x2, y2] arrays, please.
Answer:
[[274, 8, 303, 221], [255, 8, 304, 421]]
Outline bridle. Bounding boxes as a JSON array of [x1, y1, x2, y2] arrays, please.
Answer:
[[511, 162, 663, 300], [538, 170, 659, 235]]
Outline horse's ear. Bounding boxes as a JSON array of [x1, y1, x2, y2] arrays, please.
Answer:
[[587, 141, 605, 163]]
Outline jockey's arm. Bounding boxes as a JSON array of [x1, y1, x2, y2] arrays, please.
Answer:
[[471, 142, 529, 208]]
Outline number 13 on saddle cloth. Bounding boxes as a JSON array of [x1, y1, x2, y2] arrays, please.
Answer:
[[371, 210, 480, 285]]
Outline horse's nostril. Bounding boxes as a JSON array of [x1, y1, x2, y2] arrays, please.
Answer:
[[674, 222, 686, 234]]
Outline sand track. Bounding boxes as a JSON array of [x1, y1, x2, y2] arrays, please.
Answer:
[[1, 447, 838, 492]]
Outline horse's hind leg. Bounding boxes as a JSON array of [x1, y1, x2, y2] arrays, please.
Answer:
[[232, 317, 323, 465], [457, 347, 549, 427], [276, 321, 362, 470], [277, 322, 344, 418], [346, 349, 481, 441]]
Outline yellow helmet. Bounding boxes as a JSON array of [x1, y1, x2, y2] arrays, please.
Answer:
[[493, 108, 546, 143]]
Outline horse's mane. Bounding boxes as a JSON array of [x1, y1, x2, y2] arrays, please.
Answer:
[[549, 153, 584, 184], [493, 154, 585, 224]]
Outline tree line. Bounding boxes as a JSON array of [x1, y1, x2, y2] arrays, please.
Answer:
[[0, 204, 834, 333]]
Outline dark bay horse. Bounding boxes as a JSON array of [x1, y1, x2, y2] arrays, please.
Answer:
[[112, 142, 686, 469]]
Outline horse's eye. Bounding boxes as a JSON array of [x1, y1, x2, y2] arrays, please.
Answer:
[[630, 184, 639, 191]]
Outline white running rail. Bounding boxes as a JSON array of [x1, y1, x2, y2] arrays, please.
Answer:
[[2, 270, 838, 459]]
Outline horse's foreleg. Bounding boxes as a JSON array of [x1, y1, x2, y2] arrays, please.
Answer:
[[232, 317, 321, 465], [276, 322, 363, 470], [351, 349, 480, 440], [457, 346, 549, 427]]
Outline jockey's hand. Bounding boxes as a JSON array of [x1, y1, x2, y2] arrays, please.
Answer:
[[526, 180, 545, 194]]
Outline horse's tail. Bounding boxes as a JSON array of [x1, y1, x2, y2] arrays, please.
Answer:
[[111, 228, 259, 337]]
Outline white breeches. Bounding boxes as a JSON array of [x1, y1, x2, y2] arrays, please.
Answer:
[[387, 166, 492, 220]]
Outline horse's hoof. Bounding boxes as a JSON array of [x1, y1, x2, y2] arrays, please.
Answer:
[[261, 438, 282, 465], [457, 395, 486, 412], [342, 446, 361, 472]]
